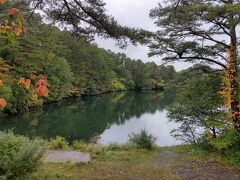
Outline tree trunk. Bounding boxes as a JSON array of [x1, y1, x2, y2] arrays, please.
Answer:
[[228, 32, 240, 131], [223, 0, 240, 132]]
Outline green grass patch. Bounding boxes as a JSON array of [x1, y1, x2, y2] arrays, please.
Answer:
[[20, 146, 178, 180]]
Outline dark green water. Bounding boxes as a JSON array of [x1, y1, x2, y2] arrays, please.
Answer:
[[0, 91, 180, 146]]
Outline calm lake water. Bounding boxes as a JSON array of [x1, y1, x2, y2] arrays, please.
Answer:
[[0, 91, 181, 146]]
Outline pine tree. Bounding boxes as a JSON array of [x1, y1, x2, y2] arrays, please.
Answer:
[[30, 0, 151, 44], [149, 0, 240, 131]]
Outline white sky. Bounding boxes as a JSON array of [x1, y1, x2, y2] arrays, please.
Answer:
[[95, 0, 192, 71]]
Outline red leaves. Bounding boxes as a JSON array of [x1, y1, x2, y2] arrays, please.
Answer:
[[9, 8, 17, 16], [36, 79, 47, 87]]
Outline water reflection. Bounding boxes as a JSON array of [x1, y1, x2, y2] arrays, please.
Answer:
[[100, 110, 180, 146], [0, 91, 180, 146]]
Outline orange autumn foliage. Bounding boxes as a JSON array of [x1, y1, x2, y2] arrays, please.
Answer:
[[36, 79, 47, 87], [34, 86, 49, 97], [34, 79, 48, 97], [0, 0, 26, 38], [0, 98, 7, 109], [25, 79, 31, 89], [0, 79, 6, 109], [0, 0, 5, 5], [18, 76, 49, 97], [18, 77, 31, 89]]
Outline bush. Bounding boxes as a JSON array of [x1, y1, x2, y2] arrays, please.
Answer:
[[210, 129, 240, 167], [129, 129, 157, 150], [0, 131, 46, 179], [49, 136, 69, 149]]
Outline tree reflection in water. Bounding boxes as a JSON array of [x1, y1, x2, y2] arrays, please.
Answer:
[[0, 91, 176, 144]]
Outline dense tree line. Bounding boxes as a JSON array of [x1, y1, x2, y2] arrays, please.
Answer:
[[0, 14, 175, 114]]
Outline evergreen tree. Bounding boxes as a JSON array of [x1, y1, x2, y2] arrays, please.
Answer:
[[149, 0, 240, 131], [30, 0, 151, 45]]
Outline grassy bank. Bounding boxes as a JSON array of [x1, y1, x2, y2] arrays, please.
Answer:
[[1, 132, 239, 179], [21, 144, 240, 180], [21, 146, 177, 180]]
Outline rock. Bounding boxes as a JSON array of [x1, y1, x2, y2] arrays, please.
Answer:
[[44, 150, 91, 163]]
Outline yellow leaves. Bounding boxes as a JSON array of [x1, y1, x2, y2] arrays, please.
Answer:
[[0, 28, 7, 34], [14, 28, 24, 36], [220, 42, 240, 129], [18, 77, 31, 90], [15, 15, 26, 37]]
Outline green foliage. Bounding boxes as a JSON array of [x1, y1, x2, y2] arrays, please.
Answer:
[[129, 129, 157, 150], [106, 143, 125, 151], [72, 140, 89, 151], [210, 130, 240, 166], [111, 79, 126, 91], [0, 131, 46, 178], [0, 85, 12, 101], [72, 140, 138, 159], [10, 84, 34, 113], [0, 10, 176, 114], [168, 66, 224, 143], [49, 136, 69, 150]]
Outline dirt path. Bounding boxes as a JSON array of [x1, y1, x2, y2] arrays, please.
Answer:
[[156, 150, 240, 180]]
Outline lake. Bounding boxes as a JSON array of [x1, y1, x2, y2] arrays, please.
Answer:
[[0, 91, 181, 146]]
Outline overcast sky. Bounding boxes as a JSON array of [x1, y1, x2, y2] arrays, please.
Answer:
[[95, 0, 192, 71]]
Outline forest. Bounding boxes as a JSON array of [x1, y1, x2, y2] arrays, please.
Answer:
[[0, 0, 240, 179], [0, 12, 175, 114]]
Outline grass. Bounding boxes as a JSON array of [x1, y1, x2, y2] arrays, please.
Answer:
[[19, 145, 179, 180], [162, 144, 240, 170], [18, 141, 240, 179]]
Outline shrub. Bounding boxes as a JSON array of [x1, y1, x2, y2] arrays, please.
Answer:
[[210, 129, 240, 167], [129, 129, 157, 150], [0, 131, 46, 179], [49, 136, 69, 149]]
